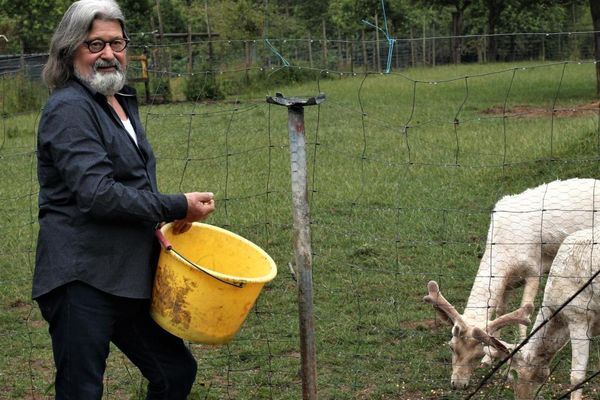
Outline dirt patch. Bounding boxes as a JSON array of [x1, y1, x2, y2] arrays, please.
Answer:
[[8, 299, 30, 310], [482, 101, 600, 118]]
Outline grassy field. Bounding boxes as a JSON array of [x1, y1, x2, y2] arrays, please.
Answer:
[[1, 60, 600, 399]]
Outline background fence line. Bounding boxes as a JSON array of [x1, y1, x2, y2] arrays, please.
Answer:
[[1, 31, 598, 82]]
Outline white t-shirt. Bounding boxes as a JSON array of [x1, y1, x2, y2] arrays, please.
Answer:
[[122, 118, 138, 146]]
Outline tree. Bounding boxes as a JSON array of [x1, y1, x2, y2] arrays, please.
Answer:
[[120, 0, 154, 36], [1, 0, 70, 53], [215, 0, 264, 39], [417, 0, 473, 63], [0, 11, 18, 54]]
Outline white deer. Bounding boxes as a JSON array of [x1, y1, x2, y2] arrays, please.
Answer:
[[423, 178, 600, 388], [475, 227, 600, 400]]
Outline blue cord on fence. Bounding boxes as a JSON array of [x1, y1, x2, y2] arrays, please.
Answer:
[[264, 38, 290, 67], [362, 0, 395, 74], [263, 0, 289, 68]]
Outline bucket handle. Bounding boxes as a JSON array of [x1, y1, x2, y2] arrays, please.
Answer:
[[155, 228, 244, 289]]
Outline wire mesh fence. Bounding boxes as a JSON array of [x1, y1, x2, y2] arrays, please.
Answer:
[[1, 32, 600, 399]]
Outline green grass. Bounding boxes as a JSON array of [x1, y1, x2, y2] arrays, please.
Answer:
[[2, 60, 600, 399]]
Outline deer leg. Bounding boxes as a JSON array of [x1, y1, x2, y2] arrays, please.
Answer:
[[495, 285, 508, 322], [569, 325, 590, 400]]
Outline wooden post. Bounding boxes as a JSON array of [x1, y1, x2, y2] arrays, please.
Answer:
[[350, 39, 354, 75], [266, 92, 326, 400], [541, 34, 546, 61], [128, 53, 150, 103], [308, 33, 314, 68], [374, 13, 381, 73], [422, 19, 426, 66], [432, 24, 436, 67], [410, 28, 415, 67], [395, 38, 399, 69], [187, 22, 193, 74], [244, 40, 251, 83]]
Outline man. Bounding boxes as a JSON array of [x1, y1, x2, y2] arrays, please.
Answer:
[[34, 1, 212, 398]]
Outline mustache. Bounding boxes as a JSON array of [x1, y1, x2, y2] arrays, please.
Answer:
[[93, 59, 122, 72]]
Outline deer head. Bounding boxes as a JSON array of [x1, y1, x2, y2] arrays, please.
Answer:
[[474, 324, 548, 400], [424, 281, 532, 389]]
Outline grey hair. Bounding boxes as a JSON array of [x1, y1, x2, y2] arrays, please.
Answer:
[[43, 0, 127, 90]]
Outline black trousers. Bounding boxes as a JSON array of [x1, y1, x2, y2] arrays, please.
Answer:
[[36, 281, 197, 400]]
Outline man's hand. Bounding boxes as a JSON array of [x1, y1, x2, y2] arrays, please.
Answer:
[[172, 192, 215, 234]]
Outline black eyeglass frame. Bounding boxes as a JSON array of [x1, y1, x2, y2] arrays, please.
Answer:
[[82, 38, 130, 54]]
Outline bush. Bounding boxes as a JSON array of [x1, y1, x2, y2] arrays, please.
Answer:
[[218, 65, 331, 97], [149, 77, 172, 103], [184, 71, 224, 101]]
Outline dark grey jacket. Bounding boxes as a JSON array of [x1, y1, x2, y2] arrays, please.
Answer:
[[34, 79, 187, 299]]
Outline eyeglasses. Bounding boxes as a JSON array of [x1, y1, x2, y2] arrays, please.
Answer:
[[83, 38, 129, 53]]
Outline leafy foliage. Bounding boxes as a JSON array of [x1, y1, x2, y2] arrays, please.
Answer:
[[0, 0, 70, 52], [184, 70, 223, 101], [0, 0, 594, 56]]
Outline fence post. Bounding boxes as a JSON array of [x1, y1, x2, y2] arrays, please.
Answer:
[[266, 92, 325, 400]]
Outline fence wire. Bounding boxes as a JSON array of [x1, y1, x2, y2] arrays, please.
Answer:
[[2, 32, 600, 399]]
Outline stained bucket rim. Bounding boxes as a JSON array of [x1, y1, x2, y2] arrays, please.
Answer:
[[160, 222, 277, 285]]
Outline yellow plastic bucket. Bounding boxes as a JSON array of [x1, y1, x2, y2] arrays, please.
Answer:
[[150, 222, 277, 344]]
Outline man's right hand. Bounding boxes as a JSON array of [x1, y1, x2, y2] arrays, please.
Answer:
[[171, 192, 215, 234]]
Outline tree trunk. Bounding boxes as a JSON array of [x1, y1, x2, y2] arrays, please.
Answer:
[[410, 27, 415, 67], [337, 29, 342, 69], [187, 22, 193, 74], [451, 11, 463, 64], [155, 0, 164, 71], [308, 32, 313, 68], [422, 19, 426, 66], [361, 29, 367, 73], [350, 39, 354, 74], [432, 24, 436, 67], [591, 0, 600, 96], [322, 19, 328, 68], [486, 0, 501, 61], [204, 0, 213, 66]]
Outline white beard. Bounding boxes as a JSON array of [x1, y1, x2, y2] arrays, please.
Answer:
[[75, 59, 126, 96]]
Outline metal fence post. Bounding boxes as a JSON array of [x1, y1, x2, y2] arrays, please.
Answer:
[[267, 92, 325, 400]]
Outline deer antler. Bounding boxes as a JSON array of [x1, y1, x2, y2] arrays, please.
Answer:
[[472, 327, 511, 356], [486, 304, 533, 335], [470, 304, 533, 359], [423, 280, 465, 327]]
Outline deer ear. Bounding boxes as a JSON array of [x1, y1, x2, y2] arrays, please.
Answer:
[[452, 324, 463, 338]]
